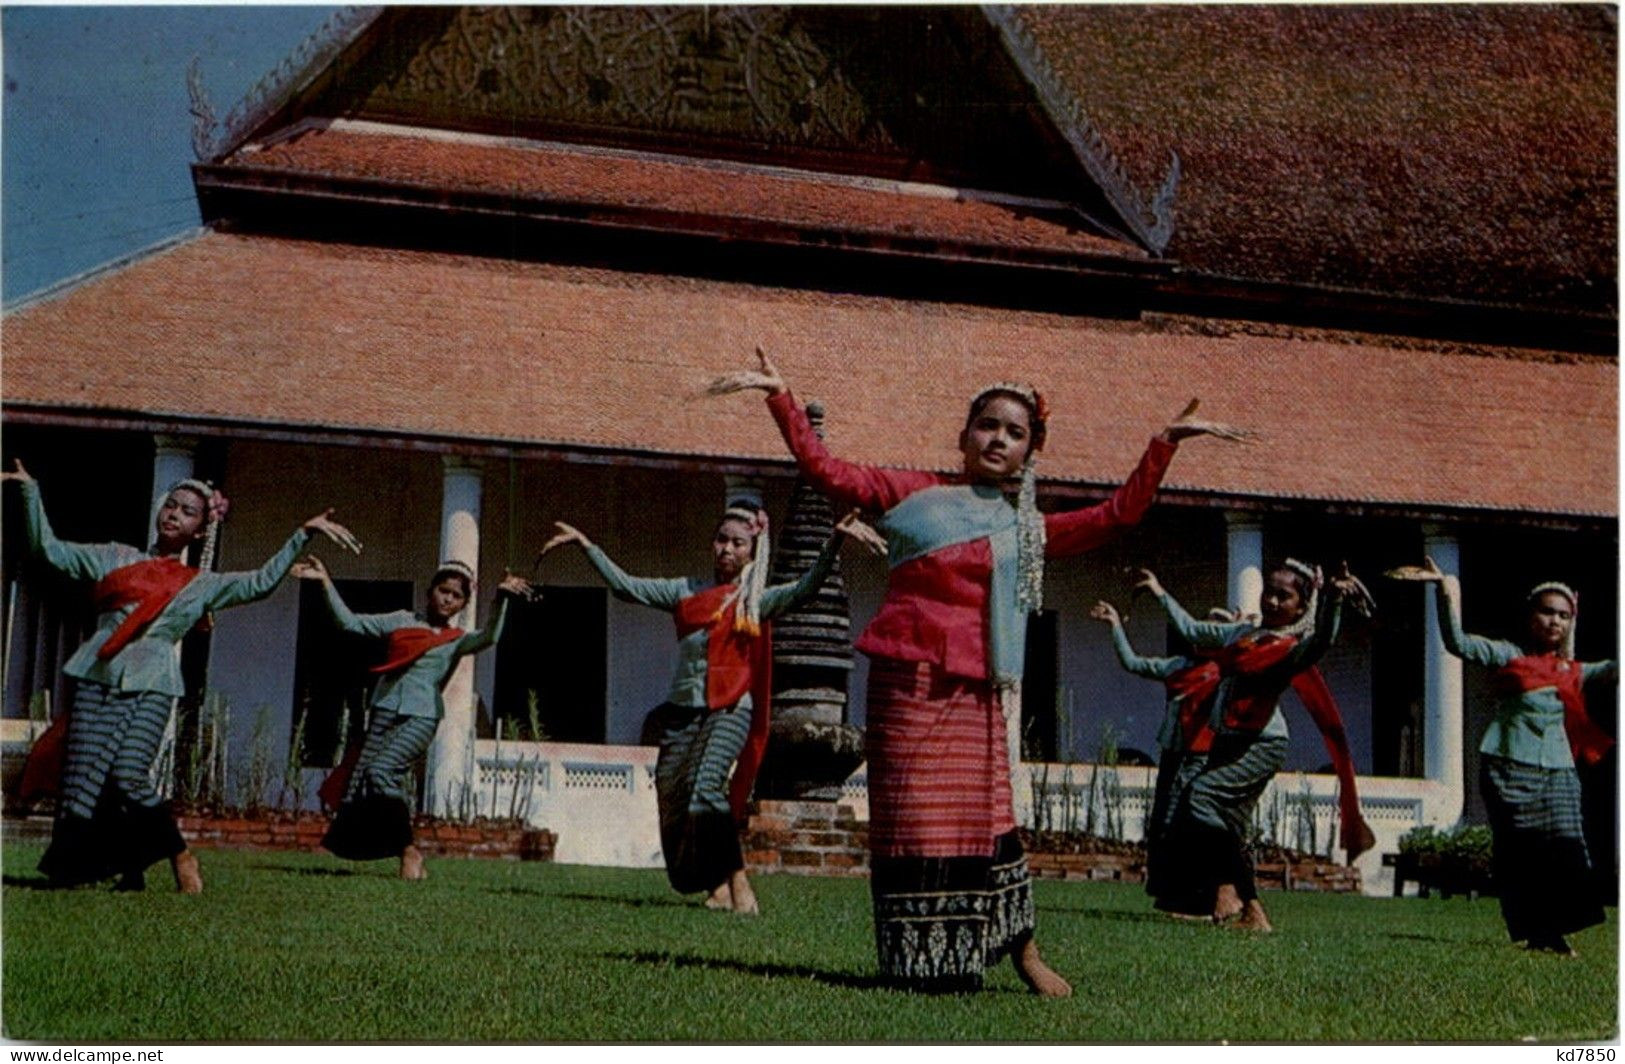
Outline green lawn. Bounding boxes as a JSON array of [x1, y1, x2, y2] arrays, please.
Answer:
[[1, 842, 1615, 1042]]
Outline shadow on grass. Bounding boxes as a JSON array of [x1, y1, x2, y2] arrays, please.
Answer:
[[1381, 930, 1504, 950], [247, 863, 360, 878], [2, 874, 63, 891], [604, 949, 893, 991], [479, 887, 693, 909], [1038, 904, 1173, 925]]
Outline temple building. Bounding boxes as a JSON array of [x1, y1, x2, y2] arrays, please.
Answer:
[[2, 6, 1614, 889]]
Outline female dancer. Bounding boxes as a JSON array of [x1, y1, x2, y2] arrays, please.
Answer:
[[3, 459, 359, 892], [1089, 598, 1220, 918], [710, 349, 1248, 994], [1136, 562, 1374, 931], [539, 504, 880, 914], [294, 555, 531, 880], [1405, 559, 1614, 954]]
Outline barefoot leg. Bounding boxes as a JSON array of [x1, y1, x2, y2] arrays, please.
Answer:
[[400, 844, 427, 881], [704, 882, 732, 910], [1231, 898, 1273, 933], [1212, 882, 1243, 922], [728, 869, 759, 915], [1013, 939, 1073, 998], [172, 849, 203, 895]]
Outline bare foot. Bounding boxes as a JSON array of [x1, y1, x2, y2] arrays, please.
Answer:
[[400, 845, 427, 881], [1231, 899, 1274, 933], [705, 882, 732, 910], [1013, 939, 1073, 998], [1212, 883, 1243, 923], [172, 850, 203, 895], [729, 869, 759, 915]]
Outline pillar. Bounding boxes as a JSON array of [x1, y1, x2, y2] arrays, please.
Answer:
[[1422, 525, 1464, 826], [722, 473, 766, 511], [1225, 513, 1264, 617], [149, 435, 198, 544], [428, 456, 483, 815]]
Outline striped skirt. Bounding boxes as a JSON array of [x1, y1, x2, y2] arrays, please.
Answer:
[[1480, 756, 1604, 943], [322, 711, 438, 861], [645, 701, 751, 894], [38, 681, 185, 887], [866, 658, 1033, 992], [1169, 732, 1288, 904]]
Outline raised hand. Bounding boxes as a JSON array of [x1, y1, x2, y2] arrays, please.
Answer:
[[704, 345, 788, 398], [1160, 398, 1258, 445], [835, 509, 887, 555], [290, 556, 330, 583], [303, 509, 362, 555], [0, 459, 34, 484], [1328, 560, 1377, 618], [1384, 555, 1446, 583], [1133, 568, 1164, 597], [497, 571, 536, 599], [1088, 600, 1122, 627], [536, 521, 590, 565]]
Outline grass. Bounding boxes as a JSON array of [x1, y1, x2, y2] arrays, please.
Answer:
[[1, 842, 1615, 1043]]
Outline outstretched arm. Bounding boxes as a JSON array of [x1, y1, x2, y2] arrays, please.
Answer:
[[209, 510, 361, 610], [292, 556, 400, 638], [1137, 569, 1245, 650], [1406, 557, 1517, 668], [6, 462, 128, 581], [1090, 601, 1183, 680], [758, 512, 883, 620], [541, 523, 690, 611], [709, 347, 935, 511], [455, 574, 531, 655], [1044, 437, 1176, 557]]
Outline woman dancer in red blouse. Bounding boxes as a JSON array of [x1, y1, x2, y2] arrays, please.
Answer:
[[711, 350, 1248, 995]]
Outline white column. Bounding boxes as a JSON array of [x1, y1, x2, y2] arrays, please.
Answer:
[[1422, 525, 1464, 826], [721, 474, 765, 511], [1225, 513, 1265, 617], [149, 435, 198, 540], [428, 456, 483, 816]]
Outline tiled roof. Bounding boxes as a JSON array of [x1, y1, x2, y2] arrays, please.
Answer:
[[216, 123, 1145, 266], [1018, 4, 1616, 313], [3, 233, 1614, 517]]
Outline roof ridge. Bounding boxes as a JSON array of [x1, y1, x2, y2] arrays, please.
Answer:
[[982, 4, 1180, 255], [3, 229, 206, 315]]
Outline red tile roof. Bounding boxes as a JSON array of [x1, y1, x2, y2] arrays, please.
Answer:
[[219, 124, 1143, 265], [1019, 5, 1615, 313], [3, 233, 1614, 517]]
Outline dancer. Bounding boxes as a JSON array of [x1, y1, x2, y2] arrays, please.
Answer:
[[294, 555, 532, 880], [1136, 562, 1375, 931], [3, 459, 360, 892], [1402, 559, 1614, 954], [710, 348, 1249, 994], [539, 504, 881, 914], [1089, 598, 1221, 918]]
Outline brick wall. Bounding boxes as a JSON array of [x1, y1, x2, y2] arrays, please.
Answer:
[[173, 812, 556, 862], [742, 800, 868, 877]]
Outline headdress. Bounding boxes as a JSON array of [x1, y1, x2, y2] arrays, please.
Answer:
[[164, 478, 230, 571], [718, 505, 771, 636], [969, 382, 1050, 615], [434, 559, 477, 587], [1527, 580, 1579, 658]]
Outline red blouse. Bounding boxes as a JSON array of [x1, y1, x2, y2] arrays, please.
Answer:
[[767, 391, 1177, 681]]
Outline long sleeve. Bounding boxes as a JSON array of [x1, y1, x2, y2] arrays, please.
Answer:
[[320, 579, 403, 639], [1582, 660, 1617, 686], [1286, 592, 1343, 671], [455, 593, 511, 655], [206, 528, 311, 611], [19, 480, 128, 581], [759, 531, 842, 620], [1109, 623, 1183, 681], [1044, 436, 1178, 558], [1154, 586, 1247, 650], [581, 542, 690, 610], [1433, 581, 1518, 668], [766, 391, 938, 512]]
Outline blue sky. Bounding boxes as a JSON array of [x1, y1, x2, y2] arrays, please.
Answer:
[[2, 5, 342, 303]]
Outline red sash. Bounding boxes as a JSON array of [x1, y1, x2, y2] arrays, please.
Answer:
[[1167, 632, 1372, 861], [18, 713, 70, 800], [371, 626, 465, 674], [1499, 655, 1614, 767], [675, 585, 773, 820], [92, 557, 198, 660], [318, 741, 365, 811], [1164, 660, 1218, 753]]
